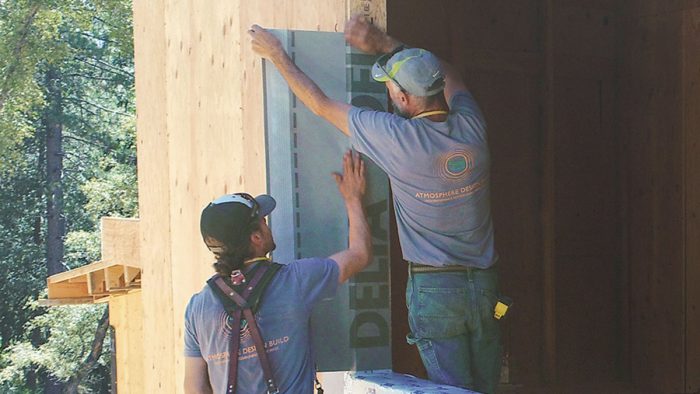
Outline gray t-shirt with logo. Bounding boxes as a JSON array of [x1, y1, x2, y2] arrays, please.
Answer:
[[349, 91, 497, 268], [184, 258, 339, 393]]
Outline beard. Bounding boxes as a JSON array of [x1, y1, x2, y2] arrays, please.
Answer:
[[391, 98, 410, 118]]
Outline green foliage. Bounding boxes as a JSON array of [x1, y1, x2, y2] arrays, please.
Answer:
[[0, 0, 135, 168], [0, 0, 136, 391], [0, 300, 110, 392], [0, 131, 47, 351], [64, 231, 100, 269]]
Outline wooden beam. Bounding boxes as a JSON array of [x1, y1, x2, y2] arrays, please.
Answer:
[[683, 7, 700, 393], [101, 217, 141, 268], [38, 298, 95, 306], [105, 265, 124, 290], [47, 282, 89, 299], [541, 0, 557, 384], [93, 296, 111, 304], [91, 290, 129, 297], [124, 266, 141, 285], [47, 260, 138, 284], [48, 260, 114, 284], [462, 48, 542, 76], [347, 0, 386, 31], [89, 269, 106, 295]]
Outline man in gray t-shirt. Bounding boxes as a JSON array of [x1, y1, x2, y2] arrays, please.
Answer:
[[184, 151, 371, 393], [249, 15, 502, 393]]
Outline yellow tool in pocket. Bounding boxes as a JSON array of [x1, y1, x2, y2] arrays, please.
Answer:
[[494, 296, 513, 320]]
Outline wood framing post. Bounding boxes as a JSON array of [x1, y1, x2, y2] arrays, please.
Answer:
[[347, 0, 386, 31], [541, 0, 557, 384], [683, 7, 700, 392]]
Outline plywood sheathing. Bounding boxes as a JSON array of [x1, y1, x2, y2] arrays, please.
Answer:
[[133, 0, 173, 392], [109, 291, 144, 393], [133, 1, 384, 392]]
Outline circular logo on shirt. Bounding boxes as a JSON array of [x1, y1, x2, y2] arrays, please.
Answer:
[[437, 149, 474, 181], [219, 312, 250, 340], [446, 154, 468, 176]]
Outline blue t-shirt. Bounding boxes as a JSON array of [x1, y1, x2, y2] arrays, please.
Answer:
[[349, 91, 497, 268], [184, 258, 339, 393]]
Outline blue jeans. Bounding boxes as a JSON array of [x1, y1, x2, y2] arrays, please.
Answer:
[[406, 264, 502, 393]]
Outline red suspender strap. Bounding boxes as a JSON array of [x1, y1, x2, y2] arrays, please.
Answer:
[[243, 307, 279, 393], [226, 309, 242, 394], [212, 265, 278, 394]]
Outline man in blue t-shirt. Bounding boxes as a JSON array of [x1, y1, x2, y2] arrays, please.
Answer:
[[184, 151, 371, 393], [249, 15, 501, 393]]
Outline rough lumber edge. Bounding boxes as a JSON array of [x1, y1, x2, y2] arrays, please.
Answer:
[[132, 0, 174, 392], [38, 298, 95, 306]]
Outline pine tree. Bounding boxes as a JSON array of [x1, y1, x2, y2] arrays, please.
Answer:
[[0, 1, 136, 391]]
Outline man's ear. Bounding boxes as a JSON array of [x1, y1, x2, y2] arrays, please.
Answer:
[[249, 230, 263, 247], [398, 90, 409, 104]]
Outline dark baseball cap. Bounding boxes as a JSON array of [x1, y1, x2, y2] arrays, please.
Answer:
[[200, 193, 276, 254], [372, 47, 445, 97]]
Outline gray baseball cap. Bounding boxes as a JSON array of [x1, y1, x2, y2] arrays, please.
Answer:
[[372, 48, 445, 97]]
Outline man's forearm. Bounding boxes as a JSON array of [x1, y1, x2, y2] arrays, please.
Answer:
[[375, 35, 403, 55], [268, 51, 351, 135], [271, 52, 328, 116], [346, 198, 372, 272]]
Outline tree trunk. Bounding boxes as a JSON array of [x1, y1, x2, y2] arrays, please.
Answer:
[[63, 307, 110, 394], [44, 68, 66, 394], [45, 68, 65, 277]]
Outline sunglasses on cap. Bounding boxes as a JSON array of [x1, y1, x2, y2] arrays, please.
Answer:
[[210, 192, 260, 220], [376, 57, 408, 93]]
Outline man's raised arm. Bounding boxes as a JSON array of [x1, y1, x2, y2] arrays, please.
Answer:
[[248, 25, 351, 136], [343, 15, 468, 104]]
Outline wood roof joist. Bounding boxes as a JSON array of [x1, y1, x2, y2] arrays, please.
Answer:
[[42, 217, 142, 305]]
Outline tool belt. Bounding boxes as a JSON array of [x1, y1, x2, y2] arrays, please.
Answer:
[[207, 261, 282, 394]]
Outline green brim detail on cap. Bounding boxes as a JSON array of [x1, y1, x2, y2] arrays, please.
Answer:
[[371, 55, 391, 82], [385, 55, 419, 78], [373, 74, 390, 82], [372, 54, 421, 83]]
